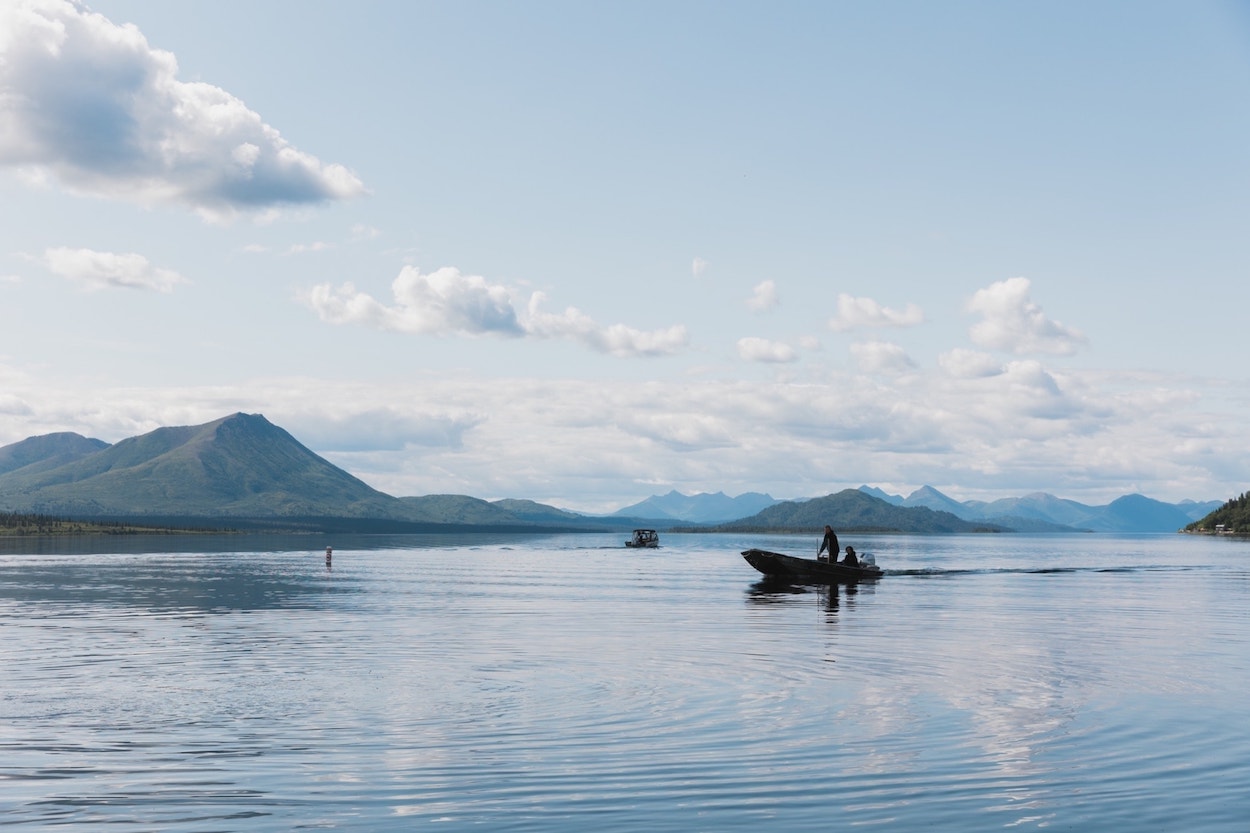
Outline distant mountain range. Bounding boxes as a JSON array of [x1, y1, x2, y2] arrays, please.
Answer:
[[857, 485, 1219, 533], [0, 412, 1224, 534], [635, 484, 1217, 533], [612, 490, 779, 522], [701, 489, 1002, 534]]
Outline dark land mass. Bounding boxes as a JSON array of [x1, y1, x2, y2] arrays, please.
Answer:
[[682, 489, 1007, 534]]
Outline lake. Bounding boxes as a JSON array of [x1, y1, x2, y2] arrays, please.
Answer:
[[2, 531, 1248, 831]]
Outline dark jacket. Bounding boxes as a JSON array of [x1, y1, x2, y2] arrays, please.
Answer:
[[818, 528, 839, 559]]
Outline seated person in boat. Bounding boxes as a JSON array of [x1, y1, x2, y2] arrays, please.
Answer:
[[818, 525, 839, 562], [842, 545, 859, 567]]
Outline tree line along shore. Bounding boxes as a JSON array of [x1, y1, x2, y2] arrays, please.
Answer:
[[0, 511, 216, 536]]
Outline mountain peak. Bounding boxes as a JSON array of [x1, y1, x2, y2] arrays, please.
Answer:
[[0, 432, 110, 477], [0, 412, 398, 519]]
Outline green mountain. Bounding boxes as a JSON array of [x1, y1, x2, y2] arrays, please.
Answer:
[[491, 498, 587, 524], [0, 413, 632, 532], [397, 494, 526, 525], [0, 413, 407, 520], [708, 488, 1005, 533], [0, 432, 109, 476]]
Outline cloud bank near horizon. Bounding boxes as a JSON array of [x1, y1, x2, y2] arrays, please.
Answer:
[[0, 0, 364, 219], [0, 350, 1238, 512]]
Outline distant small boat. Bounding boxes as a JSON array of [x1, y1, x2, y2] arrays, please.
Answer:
[[626, 529, 660, 548], [742, 548, 882, 583]]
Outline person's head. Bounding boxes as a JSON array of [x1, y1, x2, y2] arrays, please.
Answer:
[[824, 525, 832, 532], [845, 546, 855, 555]]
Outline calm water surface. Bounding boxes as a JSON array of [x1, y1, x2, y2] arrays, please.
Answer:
[[2, 532, 1249, 831]]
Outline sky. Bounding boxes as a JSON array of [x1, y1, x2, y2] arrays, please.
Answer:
[[1, 0, 1249, 513]]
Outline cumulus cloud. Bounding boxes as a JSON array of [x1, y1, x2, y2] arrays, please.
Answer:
[[525, 293, 689, 357], [746, 279, 779, 312], [850, 340, 916, 375], [41, 246, 187, 292], [307, 266, 523, 337], [305, 267, 688, 357], [737, 337, 797, 363], [829, 293, 925, 332], [0, 0, 365, 218], [939, 348, 1003, 379], [967, 277, 1087, 355]]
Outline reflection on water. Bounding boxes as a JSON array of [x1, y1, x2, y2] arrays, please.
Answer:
[[0, 554, 359, 613], [2, 532, 1249, 832], [0, 530, 566, 556], [745, 577, 875, 617]]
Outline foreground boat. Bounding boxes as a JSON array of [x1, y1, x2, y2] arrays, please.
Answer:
[[742, 548, 883, 583], [626, 529, 660, 548]]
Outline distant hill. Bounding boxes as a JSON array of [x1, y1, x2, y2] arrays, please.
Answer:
[[903, 485, 969, 517], [612, 490, 779, 522], [0, 432, 109, 476], [863, 484, 1214, 533], [1177, 499, 1225, 521], [397, 494, 527, 525], [0, 413, 407, 520], [858, 485, 903, 505], [491, 498, 598, 525], [708, 489, 1004, 534]]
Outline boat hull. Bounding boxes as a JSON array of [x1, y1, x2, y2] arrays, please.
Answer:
[[742, 548, 882, 584]]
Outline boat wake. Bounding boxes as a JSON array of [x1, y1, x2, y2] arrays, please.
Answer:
[[882, 564, 1211, 578]]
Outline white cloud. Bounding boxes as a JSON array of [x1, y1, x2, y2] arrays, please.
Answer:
[[305, 267, 689, 357], [525, 293, 689, 357], [746, 279, 779, 312], [850, 340, 916, 375], [737, 337, 796, 363], [285, 241, 333, 255], [939, 348, 1003, 379], [829, 293, 925, 332], [41, 247, 188, 292], [0, 0, 365, 219], [691, 257, 709, 278], [307, 266, 523, 337], [967, 277, 1087, 355]]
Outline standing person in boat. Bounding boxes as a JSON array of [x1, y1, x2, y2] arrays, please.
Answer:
[[842, 545, 859, 567], [817, 525, 839, 562]]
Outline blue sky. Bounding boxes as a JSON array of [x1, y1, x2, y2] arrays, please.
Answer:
[[1, 0, 1248, 512]]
